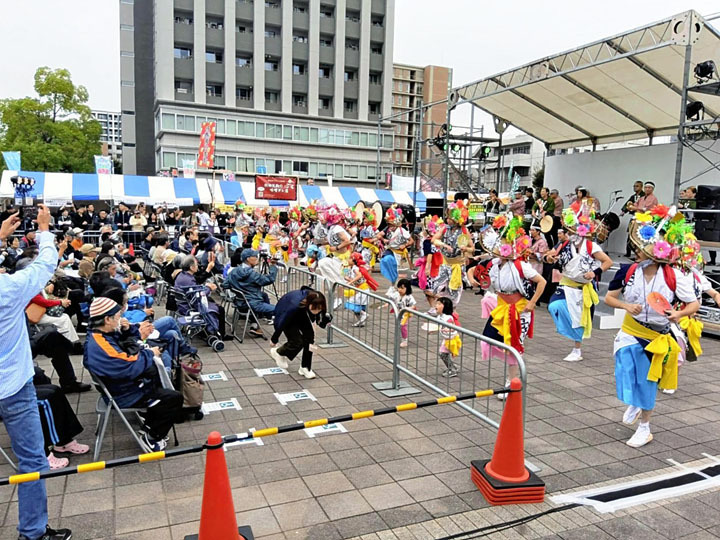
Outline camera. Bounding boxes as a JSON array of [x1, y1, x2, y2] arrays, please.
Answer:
[[317, 312, 333, 329]]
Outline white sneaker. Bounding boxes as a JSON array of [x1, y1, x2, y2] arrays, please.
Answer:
[[442, 368, 458, 378], [400, 340, 408, 348], [662, 388, 676, 395], [270, 347, 289, 369], [622, 405, 642, 425], [333, 298, 343, 310], [298, 367, 316, 379], [497, 379, 511, 401], [563, 351, 583, 362], [626, 423, 653, 448]]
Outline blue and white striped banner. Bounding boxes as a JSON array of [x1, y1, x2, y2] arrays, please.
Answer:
[[0, 171, 443, 211]]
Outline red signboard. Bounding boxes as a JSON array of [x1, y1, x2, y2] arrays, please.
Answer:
[[197, 121, 216, 168], [255, 175, 298, 201]]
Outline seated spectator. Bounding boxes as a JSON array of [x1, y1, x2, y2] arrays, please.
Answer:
[[225, 248, 277, 321], [84, 297, 183, 451], [141, 228, 155, 252], [151, 234, 170, 265], [29, 322, 90, 393], [56, 208, 73, 229], [79, 243, 100, 266], [27, 280, 82, 351], [174, 256, 229, 339], [19, 230, 37, 250], [33, 367, 89, 470]]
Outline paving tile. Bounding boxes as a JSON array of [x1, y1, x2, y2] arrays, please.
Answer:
[[360, 483, 414, 511], [558, 525, 614, 539], [377, 503, 432, 530], [317, 490, 374, 520], [61, 486, 114, 517], [235, 506, 282, 537], [260, 478, 313, 506], [398, 475, 453, 502], [345, 464, 394, 489], [597, 515, 665, 539], [333, 512, 388, 538], [271, 498, 329, 531], [115, 502, 169, 534], [379, 457, 430, 481], [632, 506, 701, 539], [58, 510, 115, 539], [420, 494, 471, 518], [303, 471, 355, 497]]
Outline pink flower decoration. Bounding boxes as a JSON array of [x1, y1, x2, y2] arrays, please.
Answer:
[[577, 224, 589, 236], [499, 244, 513, 257], [653, 240, 672, 259]]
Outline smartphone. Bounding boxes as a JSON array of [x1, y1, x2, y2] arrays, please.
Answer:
[[68, 253, 75, 261]]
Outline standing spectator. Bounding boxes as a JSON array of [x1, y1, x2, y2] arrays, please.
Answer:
[[207, 211, 221, 235], [56, 208, 73, 229], [129, 209, 148, 244], [524, 187, 535, 214], [0, 206, 73, 540], [509, 189, 525, 217], [71, 205, 91, 230], [114, 202, 132, 234], [86, 204, 96, 226], [197, 205, 211, 231]]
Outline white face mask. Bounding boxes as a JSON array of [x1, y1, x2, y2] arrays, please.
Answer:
[[108, 249, 116, 256]]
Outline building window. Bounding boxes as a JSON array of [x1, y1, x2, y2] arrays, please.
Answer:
[[320, 6, 334, 17], [344, 70, 356, 82], [293, 2, 307, 12], [120, 50, 135, 57], [318, 66, 332, 78], [265, 27, 279, 38], [176, 115, 195, 131], [264, 59, 279, 71], [121, 80, 135, 87], [236, 56, 252, 67], [344, 100, 356, 113], [293, 161, 309, 174], [346, 10, 360, 22], [512, 144, 531, 154], [320, 97, 331, 110], [292, 63, 306, 75], [369, 72, 381, 84], [371, 43, 383, 54], [319, 36, 333, 47], [206, 84, 223, 97], [372, 16, 384, 27], [120, 24, 134, 31], [369, 102, 380, 115], [265, 91, 280, 103], [237, 24, 253, 33], [206, 18, 224, 29], [161, 113, 175, 130], [236, 87, 253, 100], [345, 39, 359, 50], [163, 152, 177, 168], [174, 47, 192, 59], [206, 51, 223, 63], [293, 33, 308, 43], [292, 94, 307, 107], [294, 126, 310, 141], [265, 0, 280, 7], [175, 14, 193, 24]]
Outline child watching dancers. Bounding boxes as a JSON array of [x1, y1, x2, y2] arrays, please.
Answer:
[[436, 297, 462, 377], [388, 278, 417, 348]]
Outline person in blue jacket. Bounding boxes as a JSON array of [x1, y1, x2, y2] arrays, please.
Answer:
[[83, 297, 182, 451], [270, 288, 329, 379], [225, 248, 278, 321]]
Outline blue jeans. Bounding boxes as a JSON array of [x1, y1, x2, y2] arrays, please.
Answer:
[[0, 378, 48, 539], [249, 292, 275, 319], [153, 316, 195, 369]]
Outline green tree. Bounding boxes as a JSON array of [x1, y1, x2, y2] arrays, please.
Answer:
[[0, 67, 102, 173], [532, 164, 545, 193]]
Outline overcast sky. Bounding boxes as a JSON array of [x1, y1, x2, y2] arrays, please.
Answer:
[[0, 0, 718, 131]]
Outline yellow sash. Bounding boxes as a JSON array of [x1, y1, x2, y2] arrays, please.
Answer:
[[251, 233, 262, 250], [444, 335, 462, 356], [443, 256, 463, 291], [362, 239, 379, 266], [679, 316, 703, 358], [621, 313, 680, 390], [490, 296, 528, 347], [560, 277, 599, 338]]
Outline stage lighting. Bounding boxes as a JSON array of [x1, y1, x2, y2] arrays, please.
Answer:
[[694, 60, 717, 83], [686, 101, 705, 121]]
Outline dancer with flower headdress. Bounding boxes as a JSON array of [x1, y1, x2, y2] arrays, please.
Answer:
[[379, 205, 412, 269], [416, 216, 445, 309], [604, 205, 700, 447], [358, 209, 381, 269], [546, 201, 613, 362], [343, 252, 379, 327], [317, 205, 353, 309], [427, 201, 474, 308], [287, 206, 307, 265], [477, 213, 546, 395]]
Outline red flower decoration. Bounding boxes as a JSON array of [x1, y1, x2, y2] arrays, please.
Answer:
[[651, 205, 669, 219], [493, 215, 507, 228]]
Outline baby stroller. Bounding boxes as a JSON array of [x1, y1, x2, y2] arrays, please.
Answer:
[[175, 286, 225, 352]]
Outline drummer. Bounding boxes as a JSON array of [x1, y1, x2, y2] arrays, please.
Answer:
[[509, 189, 525, 218], [532, 187, 556, 245], [546, 202, 613, 362]]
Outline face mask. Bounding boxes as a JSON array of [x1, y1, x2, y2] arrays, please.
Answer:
[[109, 249, 116, 256]]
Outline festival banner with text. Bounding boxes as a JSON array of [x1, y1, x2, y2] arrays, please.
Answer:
[[197, 122, 216, 168], [255, 175, 298, 201]]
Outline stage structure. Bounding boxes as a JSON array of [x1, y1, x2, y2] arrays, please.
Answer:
[[448, 9, 720, 202]]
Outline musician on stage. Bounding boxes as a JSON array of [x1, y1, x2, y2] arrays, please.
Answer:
[[509, 189, 525, 217], [532, 187, 556, 245], [626, 182, 658, 213], [546, 202, 613, 362], [570, 187, 601, 214], [485, 189, 504, 214], [621, 181, 644, 257]]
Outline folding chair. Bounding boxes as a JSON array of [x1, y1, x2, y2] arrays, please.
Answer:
[[89, 360, 178, 461], [228, 288, 268, 343]]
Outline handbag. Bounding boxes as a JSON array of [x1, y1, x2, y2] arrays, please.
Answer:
[[25, 303, 47, 324], [180, 358, 204, 409]]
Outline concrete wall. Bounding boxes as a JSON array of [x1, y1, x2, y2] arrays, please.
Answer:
[[545, 140, 720, 254]]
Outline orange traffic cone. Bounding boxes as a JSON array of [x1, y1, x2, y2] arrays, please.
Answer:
[[128, 243, 135, 257], [184, 432, 254, 540], [470, 378, 545, 505]]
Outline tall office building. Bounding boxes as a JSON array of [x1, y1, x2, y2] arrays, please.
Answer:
[[390, 63, 452, 178], [91, 110, 123, 165], [120, 0, 395, 185]]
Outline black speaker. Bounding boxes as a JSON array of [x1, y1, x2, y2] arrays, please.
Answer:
[[695, 185, 720, 242], [697, 185, 720, 209], [425, 198, 444, 218]]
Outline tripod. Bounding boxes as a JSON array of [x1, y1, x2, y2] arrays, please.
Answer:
[[258, 254, 279, 299]]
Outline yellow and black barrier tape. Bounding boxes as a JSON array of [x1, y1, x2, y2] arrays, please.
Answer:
[[0, 386, 515, 486]]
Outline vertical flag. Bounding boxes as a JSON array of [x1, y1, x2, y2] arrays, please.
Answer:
[[197, 121, 217, 169], [2, 151, 21, 170], [94, 155, 113, 174]]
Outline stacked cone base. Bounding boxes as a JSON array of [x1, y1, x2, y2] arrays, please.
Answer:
[[184, 525, 254, 540], [471, 460, 545, 506]]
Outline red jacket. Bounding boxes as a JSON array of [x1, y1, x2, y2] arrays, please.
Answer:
[[28, 294, 61, 309]]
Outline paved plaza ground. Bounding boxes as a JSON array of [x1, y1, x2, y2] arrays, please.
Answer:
[[1, 273, 720, 539]]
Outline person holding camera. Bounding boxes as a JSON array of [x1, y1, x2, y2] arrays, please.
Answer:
[[226, 248, 278, 324], [270, 288, 330, 379], [84, 297, 183, 452]]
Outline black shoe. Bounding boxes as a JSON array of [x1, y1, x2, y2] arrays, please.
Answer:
[[61, 382, 91, 394], [19, 526, 72, 540]]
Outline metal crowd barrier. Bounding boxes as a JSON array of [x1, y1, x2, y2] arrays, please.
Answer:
[[392, 308, 527, 432]]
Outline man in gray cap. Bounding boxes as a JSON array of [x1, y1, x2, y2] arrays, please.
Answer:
[[225, 248, 278, 322]]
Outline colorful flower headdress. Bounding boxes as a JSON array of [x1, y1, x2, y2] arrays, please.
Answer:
[[303, 204, 318, 221], [447, 200, 469, 226], [363, 208, 377, 226], [342, 207, 357, 224], [562, 202, 597, 237], [479, 212, 531, 259], [629, 204, 698, 264], [385, 204, 404, 226], [324, 205, 342, 225], [289, 206, 303, 221], [424, 215, 444, 235], [235, 199, 246, 212]]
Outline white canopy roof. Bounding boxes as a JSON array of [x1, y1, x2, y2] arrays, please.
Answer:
[[454, 10, 720, 148]]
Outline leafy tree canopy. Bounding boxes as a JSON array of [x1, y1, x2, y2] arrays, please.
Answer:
[[0, 67, 102, 173]]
